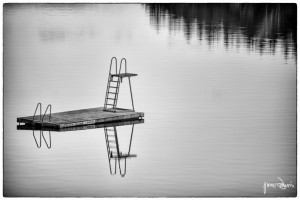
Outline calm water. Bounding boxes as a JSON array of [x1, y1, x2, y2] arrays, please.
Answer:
[[4, 4, 297, 197]]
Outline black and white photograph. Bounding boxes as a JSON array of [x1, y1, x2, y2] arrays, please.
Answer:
[[3, 1, 297, 197]]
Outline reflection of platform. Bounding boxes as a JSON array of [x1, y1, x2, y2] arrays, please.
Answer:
[[111, 73, 137, 78], [17, 107, 144, 129], [17, 118, 144, 132]]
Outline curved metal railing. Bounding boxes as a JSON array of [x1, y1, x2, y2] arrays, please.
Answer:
[[110, 57, 118, 75], [32, 102, 42, 125], [120, 58, 134, 111], [119, 58, 127, 74], [104, 57, 118, 110], [41, 104, 52, 125]]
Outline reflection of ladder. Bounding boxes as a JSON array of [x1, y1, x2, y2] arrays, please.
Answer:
[[103, 57, 137, 112], [104, 127, 118, 174], [105, 127, 119, 159], [104, 125, 136, 177]]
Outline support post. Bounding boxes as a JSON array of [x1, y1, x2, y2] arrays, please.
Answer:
[[128, 77, 135, 111]]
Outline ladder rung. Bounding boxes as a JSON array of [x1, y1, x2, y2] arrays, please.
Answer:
[[106, 104, 115, 106], [109, 86, 118, 88], [107, 98, 116, 100], [110, 81, 119, 83], [108, 92, 116, 94]]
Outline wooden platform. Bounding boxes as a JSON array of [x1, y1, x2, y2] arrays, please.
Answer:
[[17, 118, 144, 132], [17, 107, 144, 129]]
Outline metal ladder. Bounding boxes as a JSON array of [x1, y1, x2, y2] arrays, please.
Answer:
[[103, 57, 137, 112], [104, 125, 136, 177]]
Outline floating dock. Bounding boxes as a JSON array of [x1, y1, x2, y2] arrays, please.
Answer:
[[17, 57, 145, 131], [17, 118, 144, 132], [17, 107, 144, 129]]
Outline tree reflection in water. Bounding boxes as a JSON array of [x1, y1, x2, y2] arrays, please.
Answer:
[[146, 3, 296, 59]]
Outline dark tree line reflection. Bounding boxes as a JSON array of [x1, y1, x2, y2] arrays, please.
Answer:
[[145, 3, 296, 59]]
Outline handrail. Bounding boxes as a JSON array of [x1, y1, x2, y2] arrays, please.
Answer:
[[120, 58, 135, 111], [109, 57, 118, 75], [119, 58, 127, 74], [128, 77, 135, 111], [104, 57, 118, 110], [113, 58, 124, 110], [41, 104, 52, 125], [32, 103, 42, 124]]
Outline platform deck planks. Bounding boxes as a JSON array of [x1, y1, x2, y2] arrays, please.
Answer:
[[17, 119, 144, 132], [17, 107, 144, 129]]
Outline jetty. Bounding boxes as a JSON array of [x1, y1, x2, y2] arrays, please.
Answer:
[[17, 111, 144, 130], [17, 57, 144, 130]]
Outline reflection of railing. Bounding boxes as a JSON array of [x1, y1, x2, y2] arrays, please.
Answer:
[[18, 118, 142, 175], [32, 128, 52, 149], [104, 124, 136, 177]]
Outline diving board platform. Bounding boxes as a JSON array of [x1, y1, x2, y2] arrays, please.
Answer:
[[17, 118, 144, 132], [17, 107, 144, 129]]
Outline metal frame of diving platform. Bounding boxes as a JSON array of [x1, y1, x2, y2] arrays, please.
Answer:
[[16, 57, 144, 177], [17, 57, 144, 129], [103, 57, 137, 112]]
